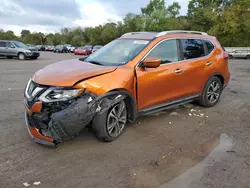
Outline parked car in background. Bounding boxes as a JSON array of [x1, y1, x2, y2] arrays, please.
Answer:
[[74, 47, 92, 55], [64, 44, 72, 52], [35, 45, 46, 51], [229, 50, 250, 59], [26, 44, 34, 48], [70, 46, 76, 53], [92, 45, 103, 53], [23, 30, 230, 147], [54, 45, 68, 53], [84, 45, 93, 52], [0, 40, 40, 60], [46, 45, 55, 51], [35, 45, 41, 51]]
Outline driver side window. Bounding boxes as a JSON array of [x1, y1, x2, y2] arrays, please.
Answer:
[[147, 39, 179, 64]]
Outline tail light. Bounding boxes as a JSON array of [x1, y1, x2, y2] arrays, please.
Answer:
[[224, 51, 229, 59]]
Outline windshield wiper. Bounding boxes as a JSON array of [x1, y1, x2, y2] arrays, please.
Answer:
[[86, 60, 103, 66]]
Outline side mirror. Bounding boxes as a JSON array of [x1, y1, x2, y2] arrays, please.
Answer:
[[10, 46, 15, 48], [142, 58, 161, 68]]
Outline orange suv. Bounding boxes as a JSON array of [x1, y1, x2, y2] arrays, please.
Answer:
[[24, 30, 230, 147]]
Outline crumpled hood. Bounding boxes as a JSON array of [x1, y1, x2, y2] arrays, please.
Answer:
[[32, 59, 117, 87]]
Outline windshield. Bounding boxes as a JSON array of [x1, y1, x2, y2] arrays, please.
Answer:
[[85, 39, 149, 66], [13, 41, 27, 48]]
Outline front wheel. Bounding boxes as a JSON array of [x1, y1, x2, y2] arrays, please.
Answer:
[[18, 53, 25, 60], [93, 100, 127, 142], [198, 76, 223, 107]]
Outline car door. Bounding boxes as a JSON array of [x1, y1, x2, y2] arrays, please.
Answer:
[[136, 39, 200, 110], [234, 51, 241, 58], [0, 41, 6, 56], [6, 42, 17, 56], [179, 39, 216, 95]]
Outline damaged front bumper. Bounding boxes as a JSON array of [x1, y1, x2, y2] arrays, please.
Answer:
[[24, 90, 126, 148], [24, 112, 57, 148]]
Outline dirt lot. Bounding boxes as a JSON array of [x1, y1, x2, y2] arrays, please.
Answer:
[[0, 52, 250, 188]]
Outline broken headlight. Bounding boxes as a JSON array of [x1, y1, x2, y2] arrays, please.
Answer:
[[39, 88, 84, 102]]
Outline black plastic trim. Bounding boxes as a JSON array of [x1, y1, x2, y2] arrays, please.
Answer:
[[138, 95, 200, 116], [25, 112, 56, 148]]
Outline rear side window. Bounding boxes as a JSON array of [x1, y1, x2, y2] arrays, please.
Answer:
[[6, 42, 15, 48], [0, 41, 6, 47], [180, 39, 205, 60], [204, 40, 215, 54], [147, 39, 179, 64]]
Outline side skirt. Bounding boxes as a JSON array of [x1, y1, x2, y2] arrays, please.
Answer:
[[137, 95, 200, 117]]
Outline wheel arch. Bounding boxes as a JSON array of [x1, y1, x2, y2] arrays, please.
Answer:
[[212, 73, 224, 86], [203, 73, 224, 88], [107, 89, 137, 123], [17, 51, 25, 59]]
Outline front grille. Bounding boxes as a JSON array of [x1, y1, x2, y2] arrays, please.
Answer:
[[25, 80, 48, 105], [32, 52, 39, 56]]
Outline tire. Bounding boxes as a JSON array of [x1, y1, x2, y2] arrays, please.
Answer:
[[93, 100, 127, 142], [198, 76, 223, 107], [18, 52, 25, 60], [7, 56, 13, 59], [246, 55, 250, 59], [229, 55, 233, 59]]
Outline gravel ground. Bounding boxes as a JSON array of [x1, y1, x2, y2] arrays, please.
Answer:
[[0, 52, 249, 188]]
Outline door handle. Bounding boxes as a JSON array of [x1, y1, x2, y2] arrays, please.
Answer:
[[175, 68, 184, 73], [206, 61, 213, 66]]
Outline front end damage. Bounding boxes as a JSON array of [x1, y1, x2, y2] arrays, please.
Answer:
[[24, 81, 127, 148]]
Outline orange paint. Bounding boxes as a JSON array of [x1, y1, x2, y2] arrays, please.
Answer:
[[28, 127, 54, 143], [24, 101, 42, 116], [25, 31, 230, 144]]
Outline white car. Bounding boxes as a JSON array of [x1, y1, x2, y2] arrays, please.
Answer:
[[229, 50, 250, 59], [70, 46, 76, 53]]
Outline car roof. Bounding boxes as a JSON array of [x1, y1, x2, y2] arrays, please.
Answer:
[[119, 30, 213, 40]]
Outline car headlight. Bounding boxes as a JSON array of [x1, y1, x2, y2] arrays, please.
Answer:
[[39, 88, 84, 102], [25, 50, 31, 53]]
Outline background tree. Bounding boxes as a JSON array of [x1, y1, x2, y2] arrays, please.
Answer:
[[0, 0, 249, 47]]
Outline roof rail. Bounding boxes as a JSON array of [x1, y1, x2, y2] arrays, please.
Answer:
[[156, 30, 208, 37], [122, 32, 155, 36]]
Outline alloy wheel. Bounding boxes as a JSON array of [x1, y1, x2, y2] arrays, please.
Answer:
[[19, 53, 25, 60], [207, 81, 221, 104], [107, 101, 127, 138]]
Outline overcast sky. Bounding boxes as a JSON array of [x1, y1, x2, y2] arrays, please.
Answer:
[[0, 0, 189, 35]]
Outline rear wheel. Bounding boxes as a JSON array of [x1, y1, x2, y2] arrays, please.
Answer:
[[18, 53, 25, 60], [246, 55, 250, 59], [199, 76, 223, 107], [93, 100, 127, 142]]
